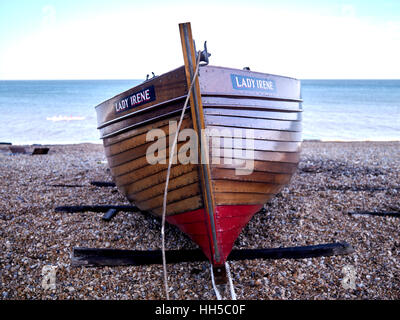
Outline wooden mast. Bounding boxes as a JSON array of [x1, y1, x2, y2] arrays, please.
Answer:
[[178, 22, 221, 266]]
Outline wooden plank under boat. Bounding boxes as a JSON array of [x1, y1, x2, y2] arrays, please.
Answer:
[[95, 23, 302, 281]]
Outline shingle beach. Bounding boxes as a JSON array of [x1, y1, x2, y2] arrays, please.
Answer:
[[0, 141, 399, 300]]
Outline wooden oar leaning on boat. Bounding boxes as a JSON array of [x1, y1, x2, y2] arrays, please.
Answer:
[[94, 22, 302, 286]]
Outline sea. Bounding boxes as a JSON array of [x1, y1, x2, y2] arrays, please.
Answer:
[[0, 79, 399, 145]]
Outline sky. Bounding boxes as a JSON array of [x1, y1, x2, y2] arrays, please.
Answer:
[[0, 0, 399, 80]]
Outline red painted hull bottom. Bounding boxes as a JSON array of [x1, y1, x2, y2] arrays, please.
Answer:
[[166, 204, 263, 266]]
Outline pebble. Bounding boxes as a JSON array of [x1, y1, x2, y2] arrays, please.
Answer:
[[0, 142, 399, 300]]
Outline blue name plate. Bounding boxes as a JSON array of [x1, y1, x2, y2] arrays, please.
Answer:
[[231, 74, 276, 93], [114, 85, 156, 114]]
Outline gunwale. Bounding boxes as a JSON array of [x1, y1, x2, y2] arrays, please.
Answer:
[[198, 65, 301, 100], [94, 66, 187, 114]]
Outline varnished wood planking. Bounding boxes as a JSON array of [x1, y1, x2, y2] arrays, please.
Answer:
[[202, 96, 301, 112], [127, 170, 199, 201], [117, 163, 196, 190], [209, 149, 300, 163], [127, 180, 203, 216], [106, 136, 191, 168], [118, 165, 197, 194], [107, 139, 167, 168], [203, 108, 301, 121], [214, 192, 277, 205], [105, 117, 193, 157], [212, 180, 283, 194], [214, 138, 301, 153], [152, 196, 204, 216], [109, 141, 194, 178], [205, 126, 302, 142], [103, 115, 184, 148], [210, 168, 292, 184], [205, 115, 302, 132], [108, 140, 188, 170], [110, 155, 150, 178], [135, 183, 201, 211], [211, 160, 298, 174]]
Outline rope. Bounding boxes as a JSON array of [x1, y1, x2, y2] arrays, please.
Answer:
[[225, 262, 237, 300], [161, 52, 202, 300], [210, 262, 237, 300], [210, 264, 222, 300]]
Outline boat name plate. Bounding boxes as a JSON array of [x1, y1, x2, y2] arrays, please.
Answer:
[[114, 85, 156, 114], [230, 74, 276, 93]]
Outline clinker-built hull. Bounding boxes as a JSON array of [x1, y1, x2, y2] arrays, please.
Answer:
[[95, 64, 302, 277]]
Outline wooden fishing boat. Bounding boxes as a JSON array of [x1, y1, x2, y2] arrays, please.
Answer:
[[95, 23, 302, 282]]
